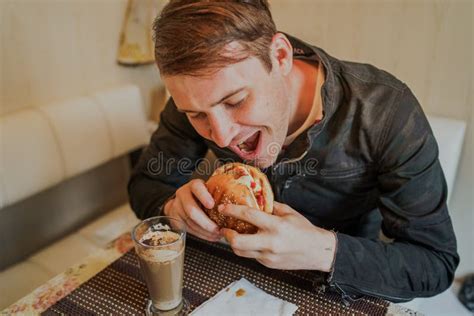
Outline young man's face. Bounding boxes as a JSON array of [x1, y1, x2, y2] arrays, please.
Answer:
[[163, 43, 293, 168]]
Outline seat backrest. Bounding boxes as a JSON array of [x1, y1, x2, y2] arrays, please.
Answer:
[[0, 84, 148, 207], [0, 109, 65, 208], [426, 115, 466, 204]]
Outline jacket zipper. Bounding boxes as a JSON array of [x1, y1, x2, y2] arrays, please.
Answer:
[[330, 281, 413, 304]]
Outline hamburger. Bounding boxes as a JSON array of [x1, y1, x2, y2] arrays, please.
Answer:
[[204, 162, 274, 234]]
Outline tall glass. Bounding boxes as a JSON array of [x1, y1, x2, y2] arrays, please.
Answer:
[[132, 216, 189, 316]]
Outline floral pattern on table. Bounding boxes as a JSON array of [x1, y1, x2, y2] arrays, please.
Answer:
[[2, 233, 134, 315]]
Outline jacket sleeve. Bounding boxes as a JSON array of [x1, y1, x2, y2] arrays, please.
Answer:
[[128, 98, 208, 219], [328, 85, 459, 302]]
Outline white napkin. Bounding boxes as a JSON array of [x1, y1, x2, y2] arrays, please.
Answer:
[[190, 278, 298, 316]]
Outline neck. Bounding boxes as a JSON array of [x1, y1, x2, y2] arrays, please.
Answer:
[[287, 59, 320, 136]]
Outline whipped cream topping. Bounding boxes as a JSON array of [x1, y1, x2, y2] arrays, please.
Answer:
[[140, 230, 180, 246], [139, 222, 181, 246], [138, 228, 183, 262]]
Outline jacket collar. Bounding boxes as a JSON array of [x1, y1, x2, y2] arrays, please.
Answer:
[[273, 33, 339, 163], [283, 32, 339, 131]]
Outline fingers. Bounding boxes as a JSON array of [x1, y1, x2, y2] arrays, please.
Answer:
[[168, 179, 221, 242], [185, 218, 221, 242], [221, 228, 261, 258], [219, 204, 276, 231], [233, 248, 278, 269], [233, 249, 260, 259], [222, 228, 275, 264], [272, 201, 296, 216], [221, 228, 271, 252], [176, 181, 218, 233], [182, 190, 219, 232], [189, 179, 215, 209], [176, 198, 220, 242]]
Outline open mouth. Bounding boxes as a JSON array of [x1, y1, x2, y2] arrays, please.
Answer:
[[237, 131, 261, 154], [237, 131, 260, 154], [231, 130, 263, 161]]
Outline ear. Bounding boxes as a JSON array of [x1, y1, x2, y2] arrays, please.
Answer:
[[269, 33, 293, 76]]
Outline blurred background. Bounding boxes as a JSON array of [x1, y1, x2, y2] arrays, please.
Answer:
[[1, 0, 472, 313]]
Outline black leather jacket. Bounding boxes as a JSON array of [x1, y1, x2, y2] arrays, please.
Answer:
[[128, 34, 459, 303]]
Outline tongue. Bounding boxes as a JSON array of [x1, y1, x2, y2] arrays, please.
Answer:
[[243, 131, 259, 151]]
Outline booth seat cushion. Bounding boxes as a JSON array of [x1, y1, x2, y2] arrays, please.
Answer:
[[91, 85, 148, 157], [78, 203, 140, 248], [0, 109, 65, 208], [29, 234, 101, 277], [38, 97, 113, 178]]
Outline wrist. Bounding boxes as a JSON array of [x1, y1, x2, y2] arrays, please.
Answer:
[[313, 228, 337, 272]]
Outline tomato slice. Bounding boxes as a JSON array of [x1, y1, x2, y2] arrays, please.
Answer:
[[256, 193, 264, 207]]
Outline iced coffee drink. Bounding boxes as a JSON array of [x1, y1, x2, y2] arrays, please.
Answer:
[[132, 217, 188, 315]]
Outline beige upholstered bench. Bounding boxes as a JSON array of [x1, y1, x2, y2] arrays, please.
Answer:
[[0, 85, 148, 308]]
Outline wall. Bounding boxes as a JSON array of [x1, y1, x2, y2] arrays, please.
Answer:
[[1, 0, 472, 275], [0, 0, 162, 116]]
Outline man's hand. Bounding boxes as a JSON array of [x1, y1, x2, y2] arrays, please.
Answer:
[[220, 202, 336, 271], [163, 179, 220, 242]]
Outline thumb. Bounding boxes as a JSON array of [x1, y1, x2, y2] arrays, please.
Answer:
[[272, 201, 296, 217], [220, 228, 237, 242]]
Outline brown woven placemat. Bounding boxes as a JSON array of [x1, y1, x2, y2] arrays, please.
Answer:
[[43, 236, 389, 315]]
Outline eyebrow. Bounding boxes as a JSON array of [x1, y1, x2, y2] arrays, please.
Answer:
[[177, 87, 245, 113]]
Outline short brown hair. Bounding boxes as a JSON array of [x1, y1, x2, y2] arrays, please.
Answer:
[[153, 0, 277, 76]]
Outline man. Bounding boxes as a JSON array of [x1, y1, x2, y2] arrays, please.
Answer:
[[128, 0, 459, 303]]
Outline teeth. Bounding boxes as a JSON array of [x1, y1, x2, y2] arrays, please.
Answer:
[[236, 131, 259, 153], [237, 142, 251, 152]]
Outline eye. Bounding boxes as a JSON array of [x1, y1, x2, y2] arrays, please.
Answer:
[[225, 97, 247, 109]]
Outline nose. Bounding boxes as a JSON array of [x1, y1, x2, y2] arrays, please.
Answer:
[[208, 111, 235, 148]]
